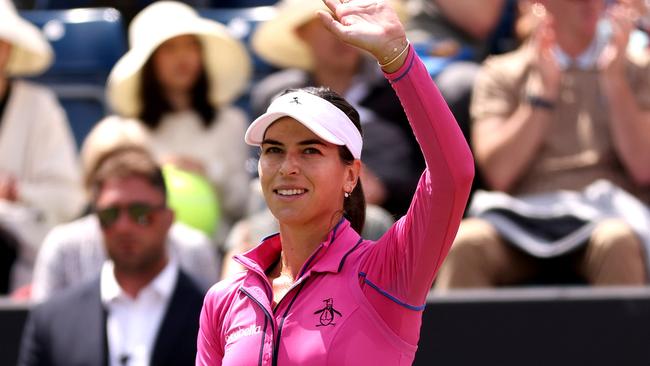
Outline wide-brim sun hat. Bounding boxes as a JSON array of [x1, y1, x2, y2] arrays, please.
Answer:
[[251, 0, 408, 71], [107, 1, 252, 118], [0, 0, 53, 76]]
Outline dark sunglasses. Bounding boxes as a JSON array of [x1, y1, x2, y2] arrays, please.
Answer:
[[95, 202, 165, 228]]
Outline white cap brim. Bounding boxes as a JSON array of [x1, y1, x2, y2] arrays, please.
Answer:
[[245, 91, 362, 159]]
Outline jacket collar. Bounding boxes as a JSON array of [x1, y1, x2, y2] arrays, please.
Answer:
[[235, 218, 363, 280]]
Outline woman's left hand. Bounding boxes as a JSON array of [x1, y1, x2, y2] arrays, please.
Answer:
[[318, 0, 408, 72]]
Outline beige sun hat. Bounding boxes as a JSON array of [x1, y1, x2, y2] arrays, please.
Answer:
[[251, 0, 408, 71], [107, 1, 251, 118], [80, 115, 152, 188], [0, 0, 53, 76]]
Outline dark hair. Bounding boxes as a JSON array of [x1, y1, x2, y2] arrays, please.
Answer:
[[280, 87, 366, 234], [90, 146, 167, 204], [138, 46, 216, 130]]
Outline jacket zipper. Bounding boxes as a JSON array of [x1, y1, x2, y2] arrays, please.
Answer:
[[257, 316, 268, 366], [240, 287, 276, 365], [272, 281, 307, 366], [244, 219, 345, 365], [269, 220, 346, 365]]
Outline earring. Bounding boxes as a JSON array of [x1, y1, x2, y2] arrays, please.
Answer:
[[344, 192, 350, 198]]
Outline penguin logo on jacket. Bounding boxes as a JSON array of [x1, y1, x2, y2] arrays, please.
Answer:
[[314, 298, 342, 327]]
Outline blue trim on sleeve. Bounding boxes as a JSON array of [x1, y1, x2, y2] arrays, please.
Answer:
[[391, 48, 416, 83], [358, 272, 426, 311]]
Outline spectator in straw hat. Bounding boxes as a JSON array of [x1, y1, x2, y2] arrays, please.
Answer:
[[31, 116, 221, 301], [0, 0, 84, 292], [250, 0, 421, 217], [107, 1, 253, 241]]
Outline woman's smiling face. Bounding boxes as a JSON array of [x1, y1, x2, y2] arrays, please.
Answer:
[[258, 117, 359, 227]]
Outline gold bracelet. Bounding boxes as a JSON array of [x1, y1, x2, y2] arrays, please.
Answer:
[[378, 40, 410, 68]]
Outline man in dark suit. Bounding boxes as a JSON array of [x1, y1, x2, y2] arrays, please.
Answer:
[[18, 147, 206, 366]]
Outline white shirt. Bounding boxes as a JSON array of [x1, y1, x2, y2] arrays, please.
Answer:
[[32, 216, 219, 302], [100, 257, 179, 366]]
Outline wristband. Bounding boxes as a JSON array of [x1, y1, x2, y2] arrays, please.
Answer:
[[526, 95, 556, 110]]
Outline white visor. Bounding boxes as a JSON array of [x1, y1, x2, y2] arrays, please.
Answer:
[[245, 91, 363, 159]]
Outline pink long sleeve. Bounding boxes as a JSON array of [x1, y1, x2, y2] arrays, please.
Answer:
[[359, 46, 474, 341]]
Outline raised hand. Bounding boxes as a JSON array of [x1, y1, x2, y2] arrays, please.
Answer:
[[317, 0, 408, 72], [599, 3, 638, 77], [531, 17, 562, 100]]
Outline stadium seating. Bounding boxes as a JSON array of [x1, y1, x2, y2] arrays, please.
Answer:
[[20, 8, 126, 84], [198, 6, 279, 115], [20, 8, 127, 147], [209, 0, 277, 8], [32, 0, 157, 11], [198, 6, 278, 81], [18, 6, 282, 145]]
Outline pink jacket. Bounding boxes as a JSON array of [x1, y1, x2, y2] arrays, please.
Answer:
[[197, 47, 474, 366]]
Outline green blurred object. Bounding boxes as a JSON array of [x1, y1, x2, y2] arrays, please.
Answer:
[[162, 165, 220, 237]]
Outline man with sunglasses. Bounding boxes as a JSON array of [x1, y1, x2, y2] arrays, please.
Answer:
[[19, 147, 205, 366], [31, 116, 219, 302], [436, 0, 650, 289]]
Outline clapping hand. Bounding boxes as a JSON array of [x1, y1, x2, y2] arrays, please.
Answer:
[[599, 3, 638, 77], [531, 17, 562, 101]]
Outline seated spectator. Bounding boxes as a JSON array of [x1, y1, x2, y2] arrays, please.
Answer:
[[107, 1, 253, 242], [407, 0, 507, 59], [435, 0, 650, 289], [31, 117, 220, 301], [0, 0, 84, 292], [517, 0, 649, 52], [406, 0, 507, 139], [19, 147, 205, 366], [250, 0, 420, 216]]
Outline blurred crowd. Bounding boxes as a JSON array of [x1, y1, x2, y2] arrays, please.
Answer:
[[1, 0, 649, 363]]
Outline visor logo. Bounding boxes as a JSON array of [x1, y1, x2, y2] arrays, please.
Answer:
[[290, 96, 301, 105], [314, 298, 342, 327]]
